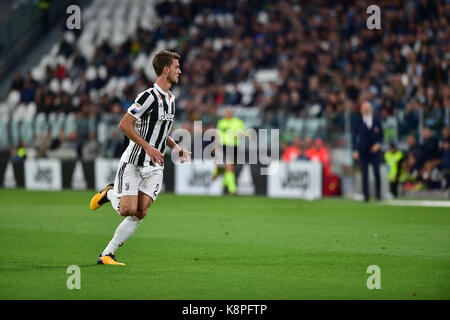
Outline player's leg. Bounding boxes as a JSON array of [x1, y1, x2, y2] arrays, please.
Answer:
[[135, 166, 163, 220], [223, 146, 237, 194], [97, 163, 141, 265], [112, 162, 140, 216], [90, 162, 139, 214], [98, 213, 141, 265], [89, 183, 114, 210], [136, 191, 153, 220], [139, 167, 163, 210], [98, 167, 162, 265]]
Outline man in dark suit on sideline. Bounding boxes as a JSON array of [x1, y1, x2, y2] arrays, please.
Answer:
[[352, 101, 384, 202]]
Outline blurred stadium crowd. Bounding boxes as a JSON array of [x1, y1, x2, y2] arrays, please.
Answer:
[[0, 0, 449, 192]]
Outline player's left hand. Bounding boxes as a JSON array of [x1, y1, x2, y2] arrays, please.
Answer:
[[174, 146, 191, 163]]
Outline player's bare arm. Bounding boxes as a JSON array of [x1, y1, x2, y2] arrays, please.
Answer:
[[118, 113, 163, 166], [166, 136, 191, 163]]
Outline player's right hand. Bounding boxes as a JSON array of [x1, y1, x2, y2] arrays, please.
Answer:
[[145, 145, 163, 166]]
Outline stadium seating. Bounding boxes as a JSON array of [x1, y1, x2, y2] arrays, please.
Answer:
[[0, 0, 448, 192]]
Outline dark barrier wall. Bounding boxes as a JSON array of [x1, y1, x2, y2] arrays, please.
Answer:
[[0, 158, 327, 199], [0, 157, 272, 195], [0, 161, 25, 187], [60, 160, 95, 189]]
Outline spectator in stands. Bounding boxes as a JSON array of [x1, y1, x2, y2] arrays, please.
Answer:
[[58, 34, 74, 58], [39, 91, 57, 116], [35, 131, 50, 158], [418, 127, 441, 182], [282, 136, 301, 163], [60, 93, 75, 114], [48, 129, 77, 159], [54, 63, 67, 80], [306, 138, 331, 177], [303, 137, 313, 152], [401, 100, 420, 137], [424, 99, 445, 132], [105, 130, 124, 159], [297, 144, 310, 161], [438, 127, 450, 187], [82, 131, 99, 161], [10, 72, 24, 92], [71, 48, 87, 78], [3, 0, 449, 168], [20, 78, 35, 103], [403, 134, 421, 175], [400, 133, 423, 191], [439, 127, 450, 150]]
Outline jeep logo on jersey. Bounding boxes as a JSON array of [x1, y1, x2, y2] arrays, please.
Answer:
[[160, 111, 174, 121]]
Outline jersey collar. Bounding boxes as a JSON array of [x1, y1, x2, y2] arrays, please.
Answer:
[[154, 83, 175, 104]]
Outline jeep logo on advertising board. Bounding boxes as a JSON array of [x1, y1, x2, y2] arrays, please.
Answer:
[[188, 169, 212, 188], [107, 166, 117, 184], [281, 169, 309, 191], [25, 159, 62, 190], [175, 160, 223, 195], [94, 158, 120, 191], [34, 166, 53, 184], [268, 161, 322, 199]]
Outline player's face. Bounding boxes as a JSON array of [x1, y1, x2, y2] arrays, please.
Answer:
[[167, 59, 181, 84]]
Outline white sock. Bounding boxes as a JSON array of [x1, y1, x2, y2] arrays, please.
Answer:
[[102, 216, 141, 256], [108, 189, 121, 215], [106, 188, 113, 201]]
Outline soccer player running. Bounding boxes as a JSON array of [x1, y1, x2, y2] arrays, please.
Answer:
[[212, 107, 245, 195], [89, 50, 191, 265]]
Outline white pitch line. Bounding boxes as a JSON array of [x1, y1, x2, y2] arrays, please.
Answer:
[[384, 200, 450, 207]]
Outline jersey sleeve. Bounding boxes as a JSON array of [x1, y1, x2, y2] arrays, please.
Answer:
[[127, 91, 155, 119]]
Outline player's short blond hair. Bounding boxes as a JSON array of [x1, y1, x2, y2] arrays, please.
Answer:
[[152, 50, 181, 76]]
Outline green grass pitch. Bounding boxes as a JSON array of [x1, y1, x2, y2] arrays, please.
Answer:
[[0, 189, 449, 299]]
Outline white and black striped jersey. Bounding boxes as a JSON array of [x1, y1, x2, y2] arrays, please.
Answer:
[[120, 83, 175, 167]]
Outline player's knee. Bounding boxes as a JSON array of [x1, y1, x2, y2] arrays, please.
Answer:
[[119, 206, 137, 217], [136, 209, 148, 220]]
